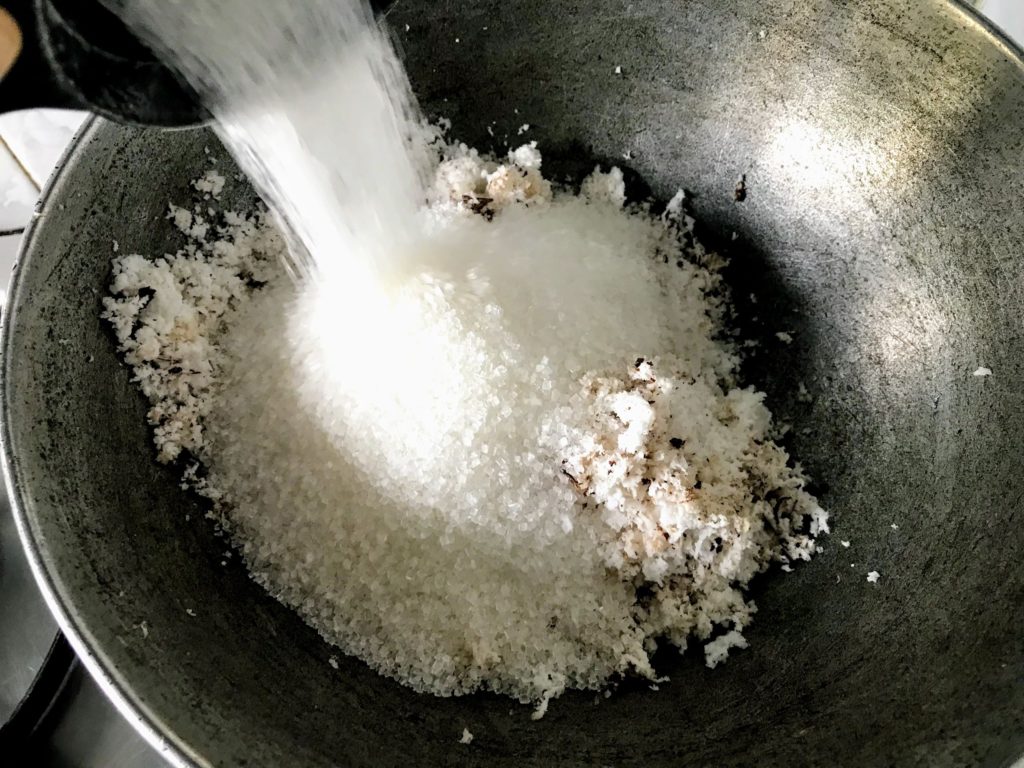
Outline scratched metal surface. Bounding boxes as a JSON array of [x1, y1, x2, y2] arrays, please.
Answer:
[[0, 494, 56, 725], [3, 1, 1023, 766]]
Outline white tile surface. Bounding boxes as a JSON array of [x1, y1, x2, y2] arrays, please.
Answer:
[[0, 234, 21, 304], [0, 109, 87, 189], [0, 142, 36, 232], [982, 0, 1024, 45]]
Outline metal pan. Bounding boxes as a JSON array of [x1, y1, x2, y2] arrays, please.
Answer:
[[3, 0, 1023, 765]]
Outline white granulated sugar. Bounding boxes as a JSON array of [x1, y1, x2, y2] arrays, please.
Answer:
[[105, 142, 827, 711], [973, 366, 992, 377], [866, 571, 880, 583], [459, 728, 474, 745]]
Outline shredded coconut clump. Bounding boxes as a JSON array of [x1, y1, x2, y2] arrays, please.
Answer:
[[193, 169, 227, 199], [102, 205, 280, 462], [103, 140, 827, 711]]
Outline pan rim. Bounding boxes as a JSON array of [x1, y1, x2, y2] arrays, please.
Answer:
[[0, 115, 204, 768]]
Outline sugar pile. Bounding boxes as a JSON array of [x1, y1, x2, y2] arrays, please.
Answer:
[[103, 140, 827, 711], [103, 0, 826, 712]]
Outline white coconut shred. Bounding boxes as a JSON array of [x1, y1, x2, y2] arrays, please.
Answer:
[[102, 138, 827, 712]]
